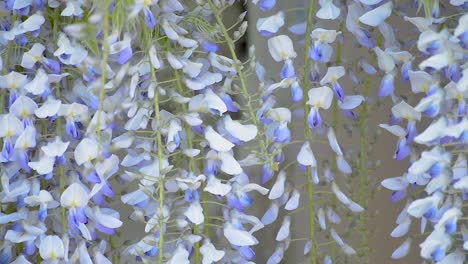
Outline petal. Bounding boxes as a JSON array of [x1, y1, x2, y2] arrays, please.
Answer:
[[218, 152, 242, 175], [60, 183, 89, 208], [284, 189, 300, 210], [184, 201, 204, 225], [256, 11, 285, 35], [327, 128, 342, 155], [381, 177, 408, 191], [338, 95, 365, 110], [74, 138, 98, 165], [42, 137, 69, 157], [28, 155, 55, 175], [200, 240, 225, 264], [276, 216, 290, 241], [391, 238, 411, 259], [268, 171, 286, 200], [320, 66, 345, 85], [359, 2, 393, 27], [390, 218, 411, 237], [297, 141, 317, 167], [307, 86, 334, 109], [204, 176, 231, 196], [224, 117, 257, 142], [223, 225, 259, 246], [268, 35, 296, 62], [261, 203, 279, 225], [317, 0, 340, 20]]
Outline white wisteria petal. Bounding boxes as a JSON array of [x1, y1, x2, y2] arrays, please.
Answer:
[[327, 128, 342, 155], [24, 69, 49, 95], [189, 89, 227, 115], [218, 151, 242, 175], [408, 70, 436, 93], [60, 183, 89, 208], [224, 115, 257, 142], [42, 137, 69, 157], [320, 66, 345, 85], [39, 235, 64, 260], [14, 126, 36, 150], [256, 11, 285, 34], [414, 117, 447, 145], [184, 201, 204, 225], [28, 155, 55, 175], [297, 141, 317, 167], [262, 203, 279, 225], [35, 98, 61, 118], [359, 2, 393, 27], [391, 101, 421, 121], [338, 95, 364, 110], [276, 216, 291, 241], [381, 177, 408, 191], [391, 238, 412, 259], [307, 86, 334, 109], [390, 217, 411, 237], [268, 171, 286, 200], [0, 114, 23, 138], [94, 208, 123, 229], [205, 126, 234, 152], [267, 35, 297, 62], [379, 124, 407, 138], [74, 138, 98, 165], [285, 189, 300, 210], [239, 183, 269, 195], [374, 47, 395, 73], [167, 245, 189, 264], [200, 240, 225, 264], [317, 0, 340, 20], [149, 45, 161, 69], [223, 224, 259, 246], [407, 192, 442, 218], [204, 176, 231, 196], [419, 51, 451, 70]]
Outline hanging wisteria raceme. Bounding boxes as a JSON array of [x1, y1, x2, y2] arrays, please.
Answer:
[[379, 1, 468, 263], [0, 0, 466, 263]]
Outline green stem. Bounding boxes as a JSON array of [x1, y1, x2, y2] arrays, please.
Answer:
[[96, 0, 110, 144], [0, 34, 13, 112], [302, 1, 317, 263], [330, 21, 344, 263], [48, 7, 67, 235], [0, 16, 15, 183], [206, 0, 269, 162], [173, 68, 206, 263], [142, 26, 165, 264], [359, 74, 371, 259]]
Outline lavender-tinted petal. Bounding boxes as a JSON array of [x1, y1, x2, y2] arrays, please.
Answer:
[[144, 7, 156, 29], [259, 0, 276, 11]]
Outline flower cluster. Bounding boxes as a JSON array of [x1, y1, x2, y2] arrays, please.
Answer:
[[0, 0, 466, 263], [379, 2, 468, 262]]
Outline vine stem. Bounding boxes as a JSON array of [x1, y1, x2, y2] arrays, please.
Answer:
[[330, 21, 344, 263], [359, 75, 371, 259], [301, 1, 317, 264], [96, 2, 117, 261], [96, 0, 110, 144], [206, 0, 269, 160], [142, 25, 166, 264], [172, 68, 207, 263], [0, 27, 13, 113], [0, 14, 15, 194], [48, 6, 67, 236]]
